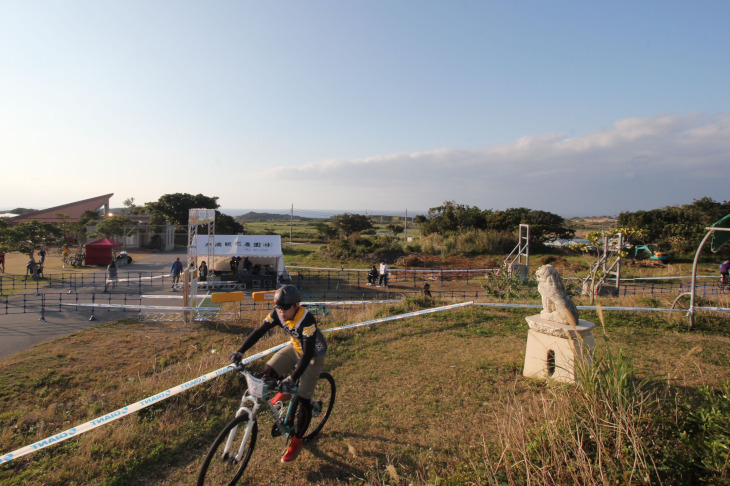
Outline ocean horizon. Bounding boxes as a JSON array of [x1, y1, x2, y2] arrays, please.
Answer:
[[220, 208, 598, 219], [220, 208, 428, 219]]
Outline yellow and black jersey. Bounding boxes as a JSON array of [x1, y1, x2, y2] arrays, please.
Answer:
[[262, 307, 327, 357]]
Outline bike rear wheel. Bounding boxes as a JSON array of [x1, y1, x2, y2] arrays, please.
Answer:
[[303, 372, 336, 442], [198, 413, 258, 486]]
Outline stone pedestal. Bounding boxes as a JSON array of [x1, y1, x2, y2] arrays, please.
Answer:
[[522, 315, 596, 383]]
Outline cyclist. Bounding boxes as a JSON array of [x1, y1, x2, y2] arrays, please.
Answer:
[[721, 259, 730, 284], [230, 284, 327, 464]]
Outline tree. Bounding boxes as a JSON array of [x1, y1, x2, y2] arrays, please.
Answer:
[[617, 198, 730, 254], [93, 217, 136, 240], [1, 220, 62, 259], [386, 223, 404, 236], [145, 193, 220, 226], [420, 201, 488, 235], [123, 196, 147, 215], [330, 213, 373, 237], [314, 222, 337, 240], [523, 210, 574, 244], [214, 212, 244, 234]]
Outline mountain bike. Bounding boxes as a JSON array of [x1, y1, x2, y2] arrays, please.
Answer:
[[717, 275, 730, 292], [197, 362, 335, 485]]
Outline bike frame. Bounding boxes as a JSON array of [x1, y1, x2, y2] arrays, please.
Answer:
[[221, 368, 299, 462]]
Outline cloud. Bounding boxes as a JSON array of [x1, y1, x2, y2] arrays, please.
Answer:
[[245, 112, 730, 216]]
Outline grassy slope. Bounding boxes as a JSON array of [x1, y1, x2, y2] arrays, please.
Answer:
[[1, 299, 729, 485]]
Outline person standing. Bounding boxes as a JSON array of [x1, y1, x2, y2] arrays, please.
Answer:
[[170, 257, 183, 291], [26, 259, 38, 279], [378, 261, 389, 287], [38, 247, 46, 264], [199, 260, 208, 281], [0, 251, 5, 272], [107, 260, 118, 288]]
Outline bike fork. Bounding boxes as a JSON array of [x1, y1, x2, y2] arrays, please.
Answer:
[[222, 405, 257, 462]]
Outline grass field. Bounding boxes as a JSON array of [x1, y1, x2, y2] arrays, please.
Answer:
[[1, 221, 729, 484], [1, 293, 729, 484]]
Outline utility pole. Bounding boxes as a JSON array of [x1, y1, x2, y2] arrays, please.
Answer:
[[404, 209, 408, 240], [290, 204, 293, 243]]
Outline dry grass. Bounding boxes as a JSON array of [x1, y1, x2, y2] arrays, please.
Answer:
[[1, 297, 729, 485]]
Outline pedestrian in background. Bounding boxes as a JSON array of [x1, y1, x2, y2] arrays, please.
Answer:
[[107, 259, 118, 288], [378, 261, 389, 287], [170, 257, 183, 291]]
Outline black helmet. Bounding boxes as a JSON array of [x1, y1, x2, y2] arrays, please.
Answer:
[[274, 284, 301, 307]]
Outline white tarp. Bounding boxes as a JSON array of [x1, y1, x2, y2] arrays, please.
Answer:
[[193, 235, 287, 277]]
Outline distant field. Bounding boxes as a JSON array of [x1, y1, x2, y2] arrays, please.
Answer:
[[241, 218, 421, 244]]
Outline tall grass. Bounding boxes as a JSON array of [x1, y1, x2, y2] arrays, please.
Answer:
[[480, 310, 730, 485], [419, 230, 516, 257]]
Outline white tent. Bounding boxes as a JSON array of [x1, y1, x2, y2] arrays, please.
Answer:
[[193, 235, 289, 280]]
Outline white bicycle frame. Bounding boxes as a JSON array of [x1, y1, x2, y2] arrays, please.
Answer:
[[222, 391, 261, 463]]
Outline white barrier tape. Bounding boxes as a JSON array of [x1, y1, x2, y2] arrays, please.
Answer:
[[60, 303, 211, 311], [694, 306, 730, 313], [140, 295, 208, 300], [305, 300, 401, 306], [0, 302, 468, 464], [322, 302, 473, 333], [0, 343, 287, 465], [57, 299, 400, 312], [288, 265, 494, 273], [475, 302, 730, 313], [107, 275, 166, 283]]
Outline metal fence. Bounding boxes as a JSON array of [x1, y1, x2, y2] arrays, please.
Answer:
[[1, 283, 725, 321], [0, 272, 169, 294], [288, 266, 495, 289]]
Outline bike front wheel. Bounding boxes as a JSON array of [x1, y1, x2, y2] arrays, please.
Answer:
[[198, 413, 258, 486], [303, 372, 336, 442]]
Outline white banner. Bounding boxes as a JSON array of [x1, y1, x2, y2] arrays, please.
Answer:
[[193, 235, 282, 257]]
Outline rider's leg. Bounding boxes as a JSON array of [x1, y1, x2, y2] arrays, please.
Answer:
[[281, 397, 310, 463], [266, 346, 298, 405]]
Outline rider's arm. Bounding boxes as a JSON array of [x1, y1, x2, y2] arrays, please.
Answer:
[[237, 316, 276, 354]]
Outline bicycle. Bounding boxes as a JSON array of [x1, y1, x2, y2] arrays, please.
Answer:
[[198, 362, 335, 485], [717, 275, 730, 292], [71, 252, 85, 267]]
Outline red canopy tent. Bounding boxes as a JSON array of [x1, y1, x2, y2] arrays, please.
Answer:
[[85, 238, 124, 266]]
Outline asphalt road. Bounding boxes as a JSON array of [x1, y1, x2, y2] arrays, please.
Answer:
[[0, 249, 188, 360]]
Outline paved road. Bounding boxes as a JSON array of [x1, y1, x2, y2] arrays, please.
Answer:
[[0, 249, 189, 360]]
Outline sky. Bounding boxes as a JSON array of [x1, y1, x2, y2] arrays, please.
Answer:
[[1, 1, 729, 218]]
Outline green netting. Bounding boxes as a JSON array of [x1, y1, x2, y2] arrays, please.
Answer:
[[710, 213, 730, 253]]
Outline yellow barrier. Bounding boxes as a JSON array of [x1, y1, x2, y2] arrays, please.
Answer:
[[210, 291, 245, 303], [251, 291, 276, 302]]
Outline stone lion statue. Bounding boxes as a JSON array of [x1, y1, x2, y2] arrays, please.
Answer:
[[536, 264, 579, 328]]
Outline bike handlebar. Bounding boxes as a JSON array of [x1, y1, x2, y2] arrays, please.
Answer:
[[232, 361, 296, 393]]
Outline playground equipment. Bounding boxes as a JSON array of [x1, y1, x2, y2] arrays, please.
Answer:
[[582, 232, 623, 299], [503, 224, 529, 280]]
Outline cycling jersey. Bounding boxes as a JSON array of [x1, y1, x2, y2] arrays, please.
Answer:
[[238, 306, 327, 381]]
